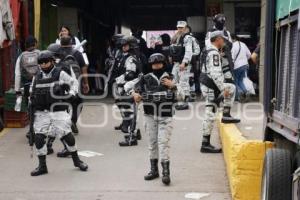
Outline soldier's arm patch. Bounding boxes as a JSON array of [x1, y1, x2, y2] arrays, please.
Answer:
[[213, 55, 220, 66]]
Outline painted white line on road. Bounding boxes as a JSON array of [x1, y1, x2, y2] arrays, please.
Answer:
[[245, 126, 253, 130], [78, 150, 104, 158], [185, 193, 210, 199]]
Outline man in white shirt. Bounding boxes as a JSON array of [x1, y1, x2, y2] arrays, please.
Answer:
[[231, 34, 251, 100]]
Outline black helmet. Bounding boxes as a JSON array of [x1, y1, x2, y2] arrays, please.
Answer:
[[121, 36, 139, 50], [47, 43, 61, 55], [213, 14, 226, 30], [148, 53, 166, 64], [112, 34, 124, 48], [38, 50, 55, 64], [112, 34, 124, 43]]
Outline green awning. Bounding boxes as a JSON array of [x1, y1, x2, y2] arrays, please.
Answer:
[[276, 0, 300, 20]]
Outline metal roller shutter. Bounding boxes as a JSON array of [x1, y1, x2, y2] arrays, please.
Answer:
[[277, 26, 289, 112], [288, 22, 298, 116]]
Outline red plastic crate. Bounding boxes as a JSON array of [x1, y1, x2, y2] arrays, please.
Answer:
[[4, 110, 28, 121], [4, 119, 29, 128]]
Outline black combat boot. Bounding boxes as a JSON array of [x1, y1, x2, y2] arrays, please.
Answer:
[[114, 122, 123, 130], [144, 159, 159, 181], [71, 122, 79, 135], [119, 135, 138, 146], [200, 135, 222, 153], [46, 136, 55, 155], [31, 155, 48, 176], [175, 103, 189, 110], [57, 139, 71, 158], [125, 129, 142, 140], [161, 160, 171, 185], [120, 120, 130, 133], [71, 151, 88, 171], [221, 106, 240, 124]]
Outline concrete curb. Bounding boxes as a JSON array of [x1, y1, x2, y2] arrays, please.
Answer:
[[218, 121, 273, 200]]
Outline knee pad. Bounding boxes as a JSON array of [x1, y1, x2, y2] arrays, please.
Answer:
[[35, 134, 46, 149], [62, 133, 75, 147]]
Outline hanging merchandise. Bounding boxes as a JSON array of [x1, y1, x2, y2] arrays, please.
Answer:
[[0, 0, 16, 48]]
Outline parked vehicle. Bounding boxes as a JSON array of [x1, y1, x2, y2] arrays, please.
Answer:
[[262, 0, 300, 199]]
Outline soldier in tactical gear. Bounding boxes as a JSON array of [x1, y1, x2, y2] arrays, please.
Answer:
[[170, 21, 194, 110], [104, 34, 127, 131], [124, 53, 185, 185], [105, 34, 125, 92], [50, 36, 90, 158], [30, 50, 88, 176], [154, 34, 172, 73], [205, 14, 240, 124], [200, 31, 238, 153], [115, 36, 142, 146], [14, 35, 40, 140], [206, 14, 234, 85], [45, 43, 77, 155]]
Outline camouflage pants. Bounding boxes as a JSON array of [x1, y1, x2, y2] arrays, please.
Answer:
[[201, 83, 236, 137], [172, 62, 192, 104], [34, 110, 76, 156], [144, 115, 173, 161]]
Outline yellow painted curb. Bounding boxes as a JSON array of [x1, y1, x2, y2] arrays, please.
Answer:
[[0, 128, 10, 139], [218, 121, 273, 200]]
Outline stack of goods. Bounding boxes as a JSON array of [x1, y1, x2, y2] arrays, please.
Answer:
[[4, 89, 29, 128]]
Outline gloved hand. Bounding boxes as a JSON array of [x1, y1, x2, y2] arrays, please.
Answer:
[[53, 83, 63, 95]]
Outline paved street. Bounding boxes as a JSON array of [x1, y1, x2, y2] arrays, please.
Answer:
[[0, 101, 231, 200]]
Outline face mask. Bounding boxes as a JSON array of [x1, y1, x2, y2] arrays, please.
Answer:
[[152, 67, 165, 79], [215, 22, 224, 30], [41, 65, 54, 74]]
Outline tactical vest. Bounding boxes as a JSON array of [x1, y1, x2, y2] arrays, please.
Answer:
[[118, 53, 141, 82], [142, 73, 174, 103], [32, 67, 70, 111], [20, 50, 40, 84], [139, 73, 176, 117], [116, 53, 131, 77], [199, 48, 224, 100], [169, 34, 189, 63]]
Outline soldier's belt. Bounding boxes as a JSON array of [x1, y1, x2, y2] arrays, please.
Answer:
[[142, 92, 173, 103]]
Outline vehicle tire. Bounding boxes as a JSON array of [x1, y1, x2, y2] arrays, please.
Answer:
[[261, 148, 292, 200]]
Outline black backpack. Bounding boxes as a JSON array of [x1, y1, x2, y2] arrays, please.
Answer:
[[199, 48, 218, 73], [60, 54, 81, 79]]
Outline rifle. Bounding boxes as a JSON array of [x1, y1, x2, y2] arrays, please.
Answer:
[[28, 79, 37, 158], [104, 52, 118, 92]]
